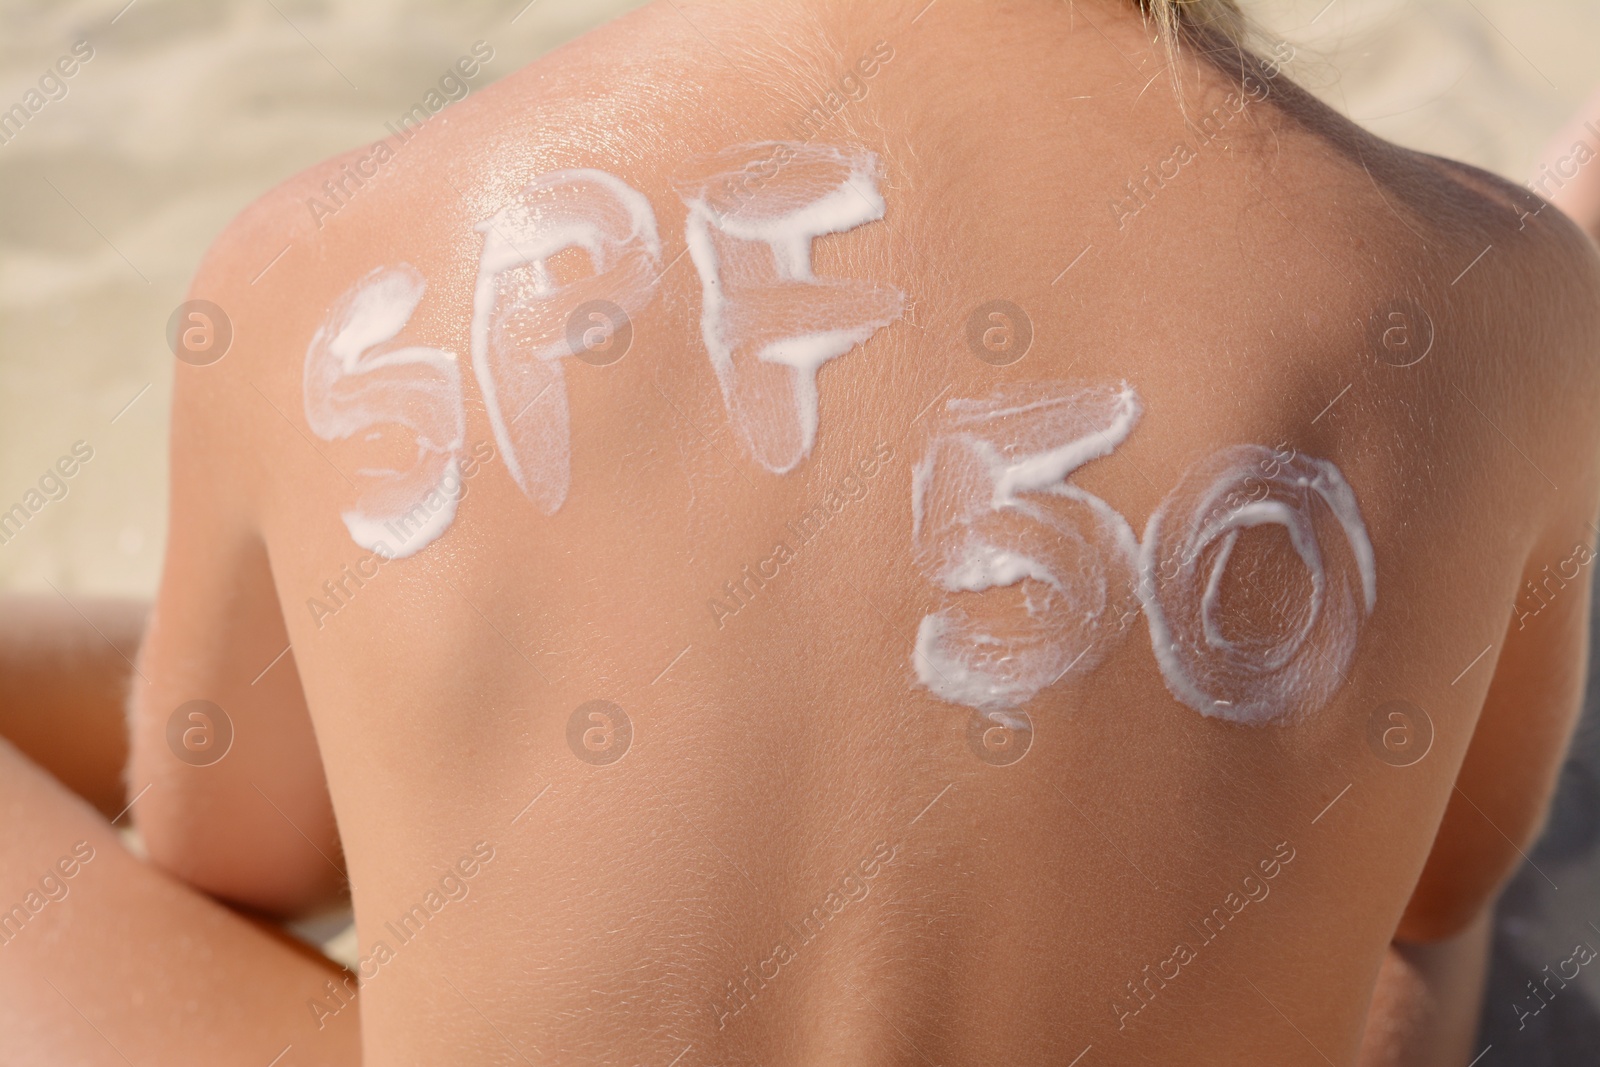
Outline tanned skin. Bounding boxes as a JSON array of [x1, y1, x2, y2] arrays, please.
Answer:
[[2, 3, 1599, 1064]]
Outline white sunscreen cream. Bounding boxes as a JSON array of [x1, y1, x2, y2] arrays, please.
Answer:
[[675, 142, 904, 473], [470, 169, 662, 513], [303, 264, 465, 558], [1138, 445, 1377, 724], [911, 383, 1144, 716]]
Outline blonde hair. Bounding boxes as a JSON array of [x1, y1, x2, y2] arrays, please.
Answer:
[[1136, 0, 1247, 44], [1134, 0, 1263, 108]]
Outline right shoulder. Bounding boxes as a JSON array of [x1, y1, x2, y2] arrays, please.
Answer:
[[1424, 150, 1600, 503], [1336, 139, 1600, 525]]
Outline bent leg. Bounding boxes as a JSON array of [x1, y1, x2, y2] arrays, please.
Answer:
[[1358, 912, 1492, 1067], [0, 737, 359, 1066], [0, 594, 146, 819]]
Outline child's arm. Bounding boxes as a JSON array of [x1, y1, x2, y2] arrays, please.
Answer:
[[126, 217, 346, 920]]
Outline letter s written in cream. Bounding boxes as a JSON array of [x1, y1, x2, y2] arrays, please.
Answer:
[[303, 263, 465, 559]]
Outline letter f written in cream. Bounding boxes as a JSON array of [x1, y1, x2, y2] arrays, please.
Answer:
[[676, 142, 904, 474]]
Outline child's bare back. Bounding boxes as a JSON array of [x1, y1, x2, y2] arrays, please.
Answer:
[[89, 1, 1600, 1064]]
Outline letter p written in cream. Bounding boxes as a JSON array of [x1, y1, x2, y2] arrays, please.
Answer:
[[469, 169, 664, 513]]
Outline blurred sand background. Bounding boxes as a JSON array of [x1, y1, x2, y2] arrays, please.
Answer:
[[2, 0, 1599, 1058]]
